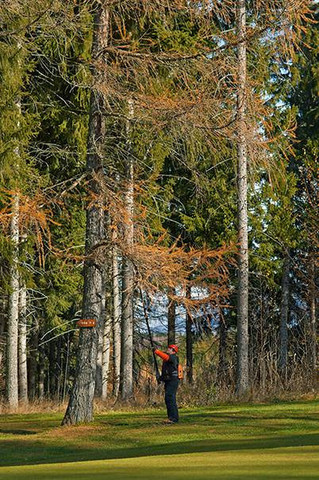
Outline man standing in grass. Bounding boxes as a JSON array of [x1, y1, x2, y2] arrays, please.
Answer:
[[154, 345, 180, 424]]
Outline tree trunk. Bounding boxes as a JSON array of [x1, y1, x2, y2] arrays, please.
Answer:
[[97, 232, 112, 399], [38, 331, 45, 400], [121, 99, 135, 400], [167, 288, 176, 345], [101, 314, 112, 400], [112, 243, 121, 397], [62, 334, 70, 403], [38, 355, 45, 400], [49, 340, 56, 398], [0, 296, 6, 392], [95, 330, 103, 397], [6, 195, 20, 409], [309, 253, 317, 384], [62, 3, 109, 425], [236, 0, 249, 397], [279, 252, 290, 377], [186, 285, 193, 384], [217, 312, 228, 386], [28, 324, 38, 401], [56, 337, 62, 401], [18, 282, 28, 403]]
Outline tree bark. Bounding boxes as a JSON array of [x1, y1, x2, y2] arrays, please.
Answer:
[[101, 314, 111, 400], [98, 225, 112, 399], [112, 243, 121, 397], [167, 287, 176, 345], [18, 282, 28, 403], [217, 312, 228, 386], [95, 330, 103, 397], [279, 252, 290, 376], [6, 195, 20, 409], [48, 340, 56, 398], [0, 296, 6, 391], [28, 324, 38, 401], [38, 337, 45, 400], [121, 99, 135, 400], [56, 337, 62, 400], [236, 0, 249, 397], [62, 3, 109, 425], [186, 285, 193, 384], [62, 334, 70, 403], [309, 253, 317, 383]]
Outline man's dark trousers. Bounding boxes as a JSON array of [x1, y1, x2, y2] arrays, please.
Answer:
[[164, 379, 179, 423]]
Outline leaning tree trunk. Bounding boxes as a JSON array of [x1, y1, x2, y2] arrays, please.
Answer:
[[6, 195, 20, 409], [278, 252, 290, 379], [120, 100, 134, 400], [236, 0, 249, 397], [167, 287, 176, 345], [18, 281, 28, 403], [62, 3, 109, 425]]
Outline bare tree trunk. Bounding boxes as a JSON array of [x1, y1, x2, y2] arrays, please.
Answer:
[[121, 99, 134, 400], [38, 333, 45, 400], [18, 282, 28, 403], [56, 337, 62, 401], [217, 312, 228, 386], [309, 254, 317, 384], [279, 252, 290, 377], [98, 232, 112, 399], [49, 340, 56, 398], [236, 0, 249, 397], [62, 334, 70, 403], [101, 314, 112, 400], [0, 296, 6, 391], [112, 243, 121, 397], [28, 324, 38, 401], [120, 252, 134, 400], [6, 195, 20, 409], [38, 362, 45, 399], [259, 285, 266, 393], [186, 285, 193, 384], [167, 288, 176, 345], [62, 3, 109, 425], [95, 331, 103, 397]]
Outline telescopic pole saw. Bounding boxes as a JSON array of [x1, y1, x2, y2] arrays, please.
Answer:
[[139, 288, 161, 383]]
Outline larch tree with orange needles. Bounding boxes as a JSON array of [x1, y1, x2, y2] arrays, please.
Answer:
[[227, 0, 313, 397], [0, 2, 37, 409], [62, 1, 109, 425]]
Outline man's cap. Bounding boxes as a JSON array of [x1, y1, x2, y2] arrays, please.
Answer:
[[168, 344, 178, 353]]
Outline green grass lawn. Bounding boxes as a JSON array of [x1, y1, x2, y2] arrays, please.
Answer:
[[0, 400, 319, 479]]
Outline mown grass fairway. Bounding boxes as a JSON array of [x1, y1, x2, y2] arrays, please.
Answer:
[[0, 400, 318, 479]]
